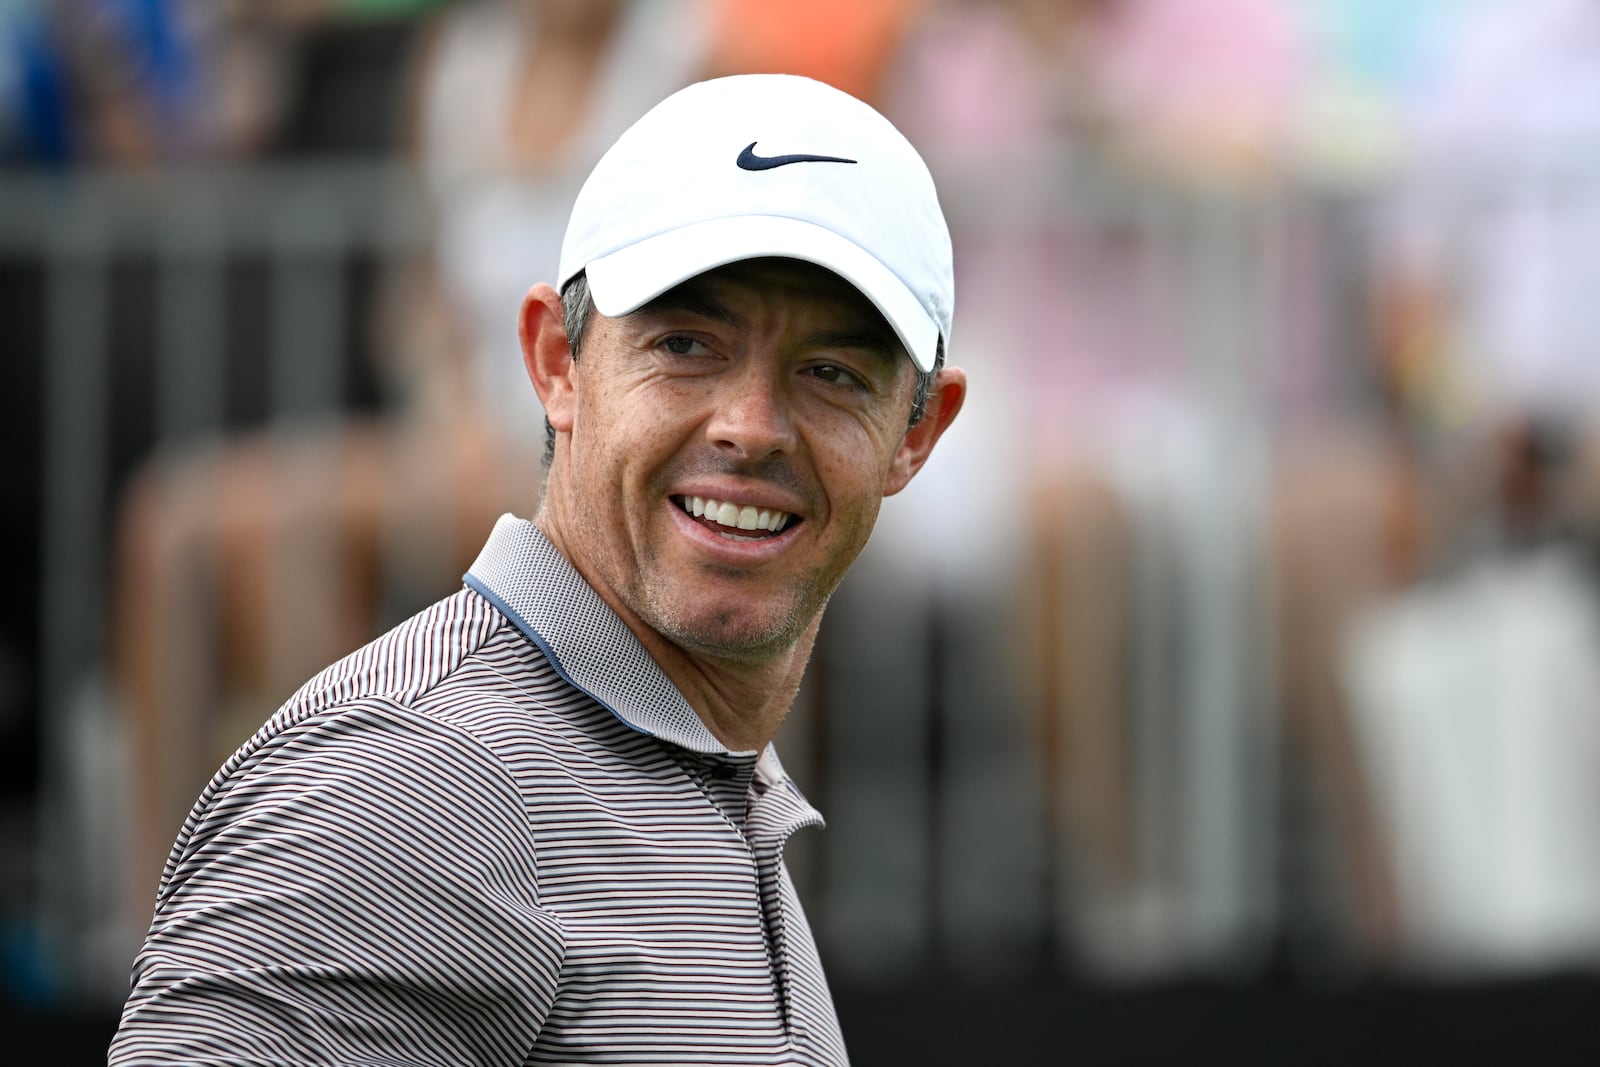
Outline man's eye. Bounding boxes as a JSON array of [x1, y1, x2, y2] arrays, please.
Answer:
[[811, 364, 862, 387], [661, 336, 705, 356]]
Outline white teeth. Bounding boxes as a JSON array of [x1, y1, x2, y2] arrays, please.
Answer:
[[682, 496, 794, 534]]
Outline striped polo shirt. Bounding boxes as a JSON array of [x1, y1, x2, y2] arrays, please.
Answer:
[[111, 515, 849, 1065]]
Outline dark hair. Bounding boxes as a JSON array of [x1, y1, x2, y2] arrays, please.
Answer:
[[909, 338, 943, 428], [542, 274, 595, 468], [541, 270, 940, 468]]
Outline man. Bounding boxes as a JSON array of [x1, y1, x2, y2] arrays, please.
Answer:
[[110, 73, 964, 1065]]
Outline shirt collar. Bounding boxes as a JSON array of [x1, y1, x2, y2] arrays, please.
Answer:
[[465, 514, 757, 759]]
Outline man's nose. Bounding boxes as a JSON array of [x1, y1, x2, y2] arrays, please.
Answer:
[[706, 367, 797, 460]]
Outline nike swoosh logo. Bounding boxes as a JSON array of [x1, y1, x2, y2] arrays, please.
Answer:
[[737, 142, 858, 171]]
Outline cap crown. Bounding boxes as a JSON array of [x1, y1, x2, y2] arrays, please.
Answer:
[[558, 75, 953, 371]]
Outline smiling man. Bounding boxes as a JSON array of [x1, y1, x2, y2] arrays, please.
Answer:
[[112, 75, 963, 1066]]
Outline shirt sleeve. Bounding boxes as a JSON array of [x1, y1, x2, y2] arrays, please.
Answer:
[[110, 699, 566, 1066]]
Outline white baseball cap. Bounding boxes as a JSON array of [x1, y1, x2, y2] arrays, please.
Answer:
[[557, 74, 953, 373]]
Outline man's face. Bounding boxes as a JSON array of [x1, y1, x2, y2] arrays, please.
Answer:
[[542, 258, 926, 664]]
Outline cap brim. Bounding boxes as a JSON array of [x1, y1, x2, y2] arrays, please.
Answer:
[[582, 215, 941, 373]]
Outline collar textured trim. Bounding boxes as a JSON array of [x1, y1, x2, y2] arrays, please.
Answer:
[[465, 514, 783, 765]]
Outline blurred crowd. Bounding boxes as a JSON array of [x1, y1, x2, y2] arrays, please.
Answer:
[[8, 0, 1600, 1009]]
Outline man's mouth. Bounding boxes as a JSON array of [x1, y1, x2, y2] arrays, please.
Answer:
[[675, 495, 795, 542]]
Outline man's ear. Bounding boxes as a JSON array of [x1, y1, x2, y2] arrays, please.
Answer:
[[519, 282, 576, 435], [883, 367, 967, 497]]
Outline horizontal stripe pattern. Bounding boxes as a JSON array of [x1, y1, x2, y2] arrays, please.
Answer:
[[112, 516, 847, 1065]]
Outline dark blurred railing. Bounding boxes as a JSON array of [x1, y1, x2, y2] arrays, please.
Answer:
[[2, 163, 433, 999]]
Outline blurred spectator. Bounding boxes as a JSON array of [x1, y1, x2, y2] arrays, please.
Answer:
[[870, 0, 1317, 973], [393, 0, 709, 442], [1334, 0, 1600, 974], [4, 0, 283, 167], [699, 0, 921, 106], [111, 0, 709, 939], [0, 0, 446, 169], [2, 1, 72, 165], [1260, 0, 1529, 973]]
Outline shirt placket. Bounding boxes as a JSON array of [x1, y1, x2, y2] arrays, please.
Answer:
[[745, 776, 824, 1047], [680, 751, 821, 1046]]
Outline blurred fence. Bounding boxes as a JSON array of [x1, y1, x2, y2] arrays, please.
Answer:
[[8, 154, 1600, 1009], [0, 164, 434, 998]]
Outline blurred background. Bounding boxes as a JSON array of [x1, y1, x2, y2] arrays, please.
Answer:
[[7, 0, 1600, 1061]]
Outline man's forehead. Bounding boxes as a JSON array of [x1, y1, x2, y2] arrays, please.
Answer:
[[641, 258, 906, 354]]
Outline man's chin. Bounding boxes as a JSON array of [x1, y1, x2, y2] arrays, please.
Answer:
[[655, 607, 813, 666]]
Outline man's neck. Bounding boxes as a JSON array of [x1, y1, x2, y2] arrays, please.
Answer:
[[534, 515, 816, 754], [634, 618, 819, 755]]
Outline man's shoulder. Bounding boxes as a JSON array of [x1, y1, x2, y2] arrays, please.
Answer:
[[280, 585, 513, 718], [184, 586, 594, 830], [257, 582, 637, 773]]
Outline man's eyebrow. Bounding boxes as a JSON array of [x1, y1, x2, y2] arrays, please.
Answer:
[[805, 330, 903, 367], [633, 288, 739, 326], [633, 287, 904, 366]]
